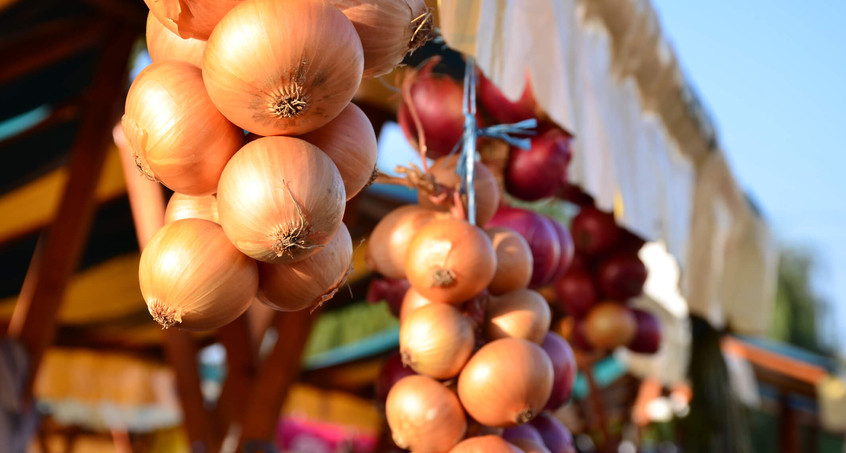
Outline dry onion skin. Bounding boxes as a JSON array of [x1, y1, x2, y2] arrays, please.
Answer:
[[365, 205, 444, 279], [399, 302, 475, 379], [164, 193, 219, 224], [258, 223, 353, 312], [216, 136, 346, 264], [399, 287, 433, 323], [145, 0, 242, 40], [405, 217, 496, 304], [122, 60, 243, 195], [330, 0, 433, 78], [145, 11, 206, 68], [203, 0, 364, 136], [419, 155, 501, 226], [485, 289, 552, 344], [450, 436, 525, 453], [139, 218, 258, 331], [300, 103, 378, 200], [486, 227, 533, 295], [458, 338, 554, 427], [386, 375, 467, 452]]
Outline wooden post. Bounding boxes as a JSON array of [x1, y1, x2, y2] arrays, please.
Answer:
[[7, 27, 134, 397], [778, 394, 799, 453]]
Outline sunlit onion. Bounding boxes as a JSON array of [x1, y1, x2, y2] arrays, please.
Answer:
[[145, 11, 206, 67], [450, 436, 524, 453], [400, 302, 475, 379], [164, 193, 219, 224], [485, 289, 551, 344], [386, 375, 466, 452], [365, 205, 445, 279], [145, 0, 242, 40], [486, 227, 534, 295], [418, 154, 501, 227]]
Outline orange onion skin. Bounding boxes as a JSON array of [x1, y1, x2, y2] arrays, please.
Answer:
[[486, 227, 533, 295], [510, 439, 550, 453], [386, 375, 467, 453], [405, 218, 496, 304], [365, 205, 444, 279], [400, 302, 475, 379], [139, 219, 258, 331], [145, 11, 205, 68], [450, 436, 524, 453], [330, 0, 431, 78], [203, 0, 364, 136], [458, 338, 553, 427], [258, 223, 352, 312], [399, 287, 434, 323], [145, 0, 242, 40], [583, 301, 638, 350], [299, 103, 377, 200], [216, 136, 346, 264], [418, 155, 501, 226], [164, 193, 219, 224], [122, 61, 243, 195], [485, 289, 551, 344]]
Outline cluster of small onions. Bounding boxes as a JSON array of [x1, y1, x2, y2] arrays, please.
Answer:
[[127, 0, 433, 331], [365, 199, 578, 451], [554, 201, 662, 354], [397, 59, 573, 203]]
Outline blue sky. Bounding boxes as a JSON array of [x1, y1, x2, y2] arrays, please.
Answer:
[[649, 0, 846, 353]]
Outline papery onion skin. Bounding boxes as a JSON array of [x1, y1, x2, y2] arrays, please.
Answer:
[[216, 136, 346, 264], [458, 338, 553, 427], [145, 11, 206, 68], [164, 193, 219, 224], [478, 70, 537, 124], [257, 223, 352, 312], [139, 218, 258, 331], [330, 0, 432, 78], [485, 289, 551, 344], [300, 103, 377, 200], [365, 205, 444, 279], [399, 286, 433, 323], [203, 0, 364, 136], [541, 332, 577, 411], [405, 218, 497, 304], [386, 375, 467, 453], [122, 61, 243, 195], [486, 227, 534, 295], [418, 155, 501, 226], [400, 302, 475, 379], [145, 0, 242, 40], [450, 436, 525, 453], [487, 206, 561, 289]]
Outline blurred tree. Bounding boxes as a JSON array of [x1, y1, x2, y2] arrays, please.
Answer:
[[770, 247, 834, 355]]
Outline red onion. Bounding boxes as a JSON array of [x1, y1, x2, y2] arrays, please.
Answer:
[[570, 206, 621, 256], [547, 217, 574, 282], [366, 277, 411, 318], [559, 182, 594, 207], [569, 317, 592, 351], [530, 413, 576, 453], [375, 351, 417, 405], [487, 206, 561, 289], [541, 332, 577, 411], [505, 128, 572, 201], [628, 308, 662, 354], [397, 58, 465, 159], [502, 423, 544, 444], [597, 252, 647, 301], [478, 69, 537, 124], [554, 269, 597, 318]]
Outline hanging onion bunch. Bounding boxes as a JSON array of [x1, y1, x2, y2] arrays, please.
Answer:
[[164, 193, 219, 224], [386, 375, 467, 452], [365, 205, 447, 279], [203, 0, 364, 136], [122, 60, 243, 196], [330, 0, 433, 78], [145, 0, 242, 40], [145, 11, 206, 68], [216, 136, 345, 264], [418, 154, 501, 227], [139, 219, 258, 331]]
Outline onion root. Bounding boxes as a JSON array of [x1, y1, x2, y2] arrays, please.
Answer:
[[432, 268, 456, 287], [149, 300, 183, 329], [270, 178, 323, 258]]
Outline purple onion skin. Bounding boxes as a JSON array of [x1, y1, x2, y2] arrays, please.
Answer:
[[502, 423, 545, 444], [487, 206, 561, 289], [366, 277, 410, 318], [374, 351, 416, 405], [547, 216, 575, 283], [541, 332, 577, 411], [397, 70, 465, 159], [506, 129, 572, 201], [627, 308, 662, 354], [530, 413, 576, 453]]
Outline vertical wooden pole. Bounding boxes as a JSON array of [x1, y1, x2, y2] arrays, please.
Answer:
[[7, 27, 134, 397], [778, 394, 799, 453]]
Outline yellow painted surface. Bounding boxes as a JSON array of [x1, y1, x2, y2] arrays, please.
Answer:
[[282, 384, 382, 435]]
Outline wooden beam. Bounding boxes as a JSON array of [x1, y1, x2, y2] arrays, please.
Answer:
[[0, 17, 111, 85], [115, 124, 221, 450], [7, 27, 133, 394]]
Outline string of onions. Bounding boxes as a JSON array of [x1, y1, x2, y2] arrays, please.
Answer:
[[138, 218, 258, 331], [330, 0, 433, 78], [122, 60, 243, 196], [399, 287, 433, 323], [257, 223, 353, 312], [484, 289, 552, 344], [365, 205, 445, 279], [386, 375, 467, 452], [145, 0, 242, 40], [164, 193, 219, 224], [203, 0, 364, 136], [145, 11, 205, 68], [418, 154, 501, 226], [299, 103, 378, 201], [399, 302, 475, 379], [486, 227, 533, 295], [216, 136, 345, 264]]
